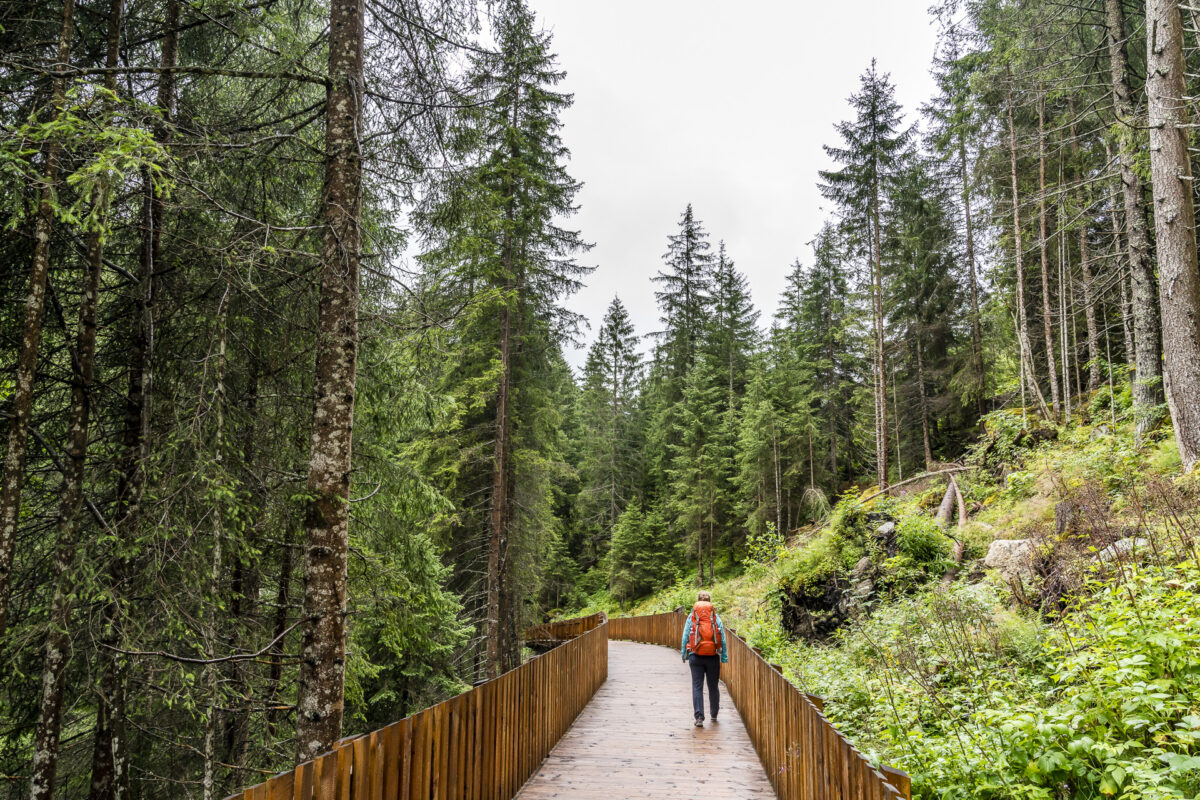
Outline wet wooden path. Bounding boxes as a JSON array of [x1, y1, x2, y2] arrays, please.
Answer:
[[515, 640, 775, 799]]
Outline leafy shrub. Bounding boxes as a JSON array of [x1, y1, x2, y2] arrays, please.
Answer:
[[747, 521, 786, 567], [896, 515, 950, 563]]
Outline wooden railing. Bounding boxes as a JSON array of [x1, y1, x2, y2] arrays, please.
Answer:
[[225, 610, 910, 800], [522, 611, 604, 643], [607, 611, 912, 800], [222, 621, 607, 800]]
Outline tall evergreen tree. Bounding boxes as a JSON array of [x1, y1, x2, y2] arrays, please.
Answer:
[[653, 203, 715, 380], [417, 0, 590, 679], [819, 60, 912, 489], [575, 297, 643, 565]]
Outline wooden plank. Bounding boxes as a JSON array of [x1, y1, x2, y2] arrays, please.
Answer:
[[291, 761, 312, 800], [882, 765, 912, 800], [513, 640, 772, 799], [383, 722, 401, 800]]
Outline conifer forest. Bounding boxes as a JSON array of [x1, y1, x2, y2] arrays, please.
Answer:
[[5, 0, 1200, 797]]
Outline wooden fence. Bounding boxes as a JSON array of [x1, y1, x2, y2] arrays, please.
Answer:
[[607, 611, 912, 800], [522, 611, 604, 643], [225, 610, 911, 800], [222, 622, 607, 800]]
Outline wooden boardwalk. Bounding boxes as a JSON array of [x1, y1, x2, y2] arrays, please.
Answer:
[[515, 640, 775, 799]]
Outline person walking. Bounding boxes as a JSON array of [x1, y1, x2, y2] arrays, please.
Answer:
[[680, 590, 728, 727]]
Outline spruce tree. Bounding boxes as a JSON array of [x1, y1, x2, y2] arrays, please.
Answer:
[[653, 203, 715, 380], [575, 297, 643, 566], [818, 60, 912, 489], [417, 0, 590, 679]]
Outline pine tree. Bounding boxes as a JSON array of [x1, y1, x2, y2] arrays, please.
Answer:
[[653, 203, 715, 380], [819, 60, 912, 489], [706, 242, 760, 402], [1146, 0, 1200, 470], [884, 159, 966, 472], [575, 297, 643, 565], [926, 26, 987, 413], [666, 352, 730, 586], [417, 0, 591, 679]]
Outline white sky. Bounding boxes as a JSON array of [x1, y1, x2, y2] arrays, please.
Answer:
[[528, 0, 942, 369]]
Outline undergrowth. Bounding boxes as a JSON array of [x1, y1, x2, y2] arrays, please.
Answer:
[[575, 408, 1200, 799]]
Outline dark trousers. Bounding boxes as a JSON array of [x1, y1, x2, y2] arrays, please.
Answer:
[[688, 654, 720, 720]]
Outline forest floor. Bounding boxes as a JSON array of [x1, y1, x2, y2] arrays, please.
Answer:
[[573, 395, 1200, 799]]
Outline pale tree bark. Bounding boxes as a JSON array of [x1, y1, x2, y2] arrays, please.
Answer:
[[31, 0, 113, 791], [871, 168, 889, 489], [1008, 83, 1053, 420], [1068, 107, 1101, 392], [202, 298, 227, 800], [1105, 136, 1136, 363], [0, 0, 75, 639], [771, 419, 781, 535], [294, 0, 364, 763], [90, 5, 175, 796], [827, 336, 839, 488], [891, 359, 903, 481], [1146, 0, 1200, 471], [1036, 94, 1061, 419], [917, 339, 933, 469], [959, 136, 986, 413], [1107, 0, 1165, 440], [486, 294, 511, 677]]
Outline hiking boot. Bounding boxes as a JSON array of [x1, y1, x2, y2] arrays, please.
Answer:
[[694, 717, 704, 728]]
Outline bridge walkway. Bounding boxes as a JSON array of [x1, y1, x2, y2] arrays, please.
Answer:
[[516, 640, 775, 799]]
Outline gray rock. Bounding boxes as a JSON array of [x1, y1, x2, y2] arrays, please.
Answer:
[[984, 539, 1035, 580], [1097, 537, 1150, 563], [851, 556, 874, 579], [876, 521, 896, 536]]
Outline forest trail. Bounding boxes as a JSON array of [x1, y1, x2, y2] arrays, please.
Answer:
[[515, 640, 775, 799]]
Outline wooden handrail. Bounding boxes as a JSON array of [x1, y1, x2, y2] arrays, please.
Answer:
[[522, 611, 604, 643], [607, 611, 912, 800], [224, 610, 910, 800], [223, 619, 608, 800]]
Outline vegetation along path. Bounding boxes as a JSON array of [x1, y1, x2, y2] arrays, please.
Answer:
[[515, 640, 774, 799]]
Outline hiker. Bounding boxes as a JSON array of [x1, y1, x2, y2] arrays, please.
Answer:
[[680, 590, 728, 727]]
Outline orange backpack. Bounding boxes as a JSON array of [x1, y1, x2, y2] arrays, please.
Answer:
[[687, 601, 722, 657]]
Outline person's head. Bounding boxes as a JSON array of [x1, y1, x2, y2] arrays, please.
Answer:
[[697, 591, 711, 603]]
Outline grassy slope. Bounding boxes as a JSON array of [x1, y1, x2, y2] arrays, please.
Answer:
[[574, 406, 1200, 799]]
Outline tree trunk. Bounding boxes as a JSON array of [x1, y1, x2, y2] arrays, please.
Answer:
[[29, 7, 91, 800], [1037, 94, 1061, 419], [91, 6, 174, 794], [1108, 0, 1165, 440], [265, 540, 294, 738], [1146, 0, 1200, 470], [917, 339, 933, 469], [1008, 82, 1053, 420], [871, 169, 889, 489], [891, 358, 903, 482], [202, 300, 228, 800], [294, 0, 364, 763], [0, 0, 75, 639], [487, 295, 511, 678], [1080, 188, 1101, 391], [771, 421, 782, 535], [959, 139, 986, 414]]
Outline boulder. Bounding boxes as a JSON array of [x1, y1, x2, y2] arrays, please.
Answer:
[[849, 556, 875, 599], [873, 520, 898, 557], [1097, 537, 1150, 563], [984, 539, 1035, 580]]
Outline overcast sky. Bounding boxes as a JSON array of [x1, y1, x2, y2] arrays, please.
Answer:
[[526, 0, 942, 369]]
